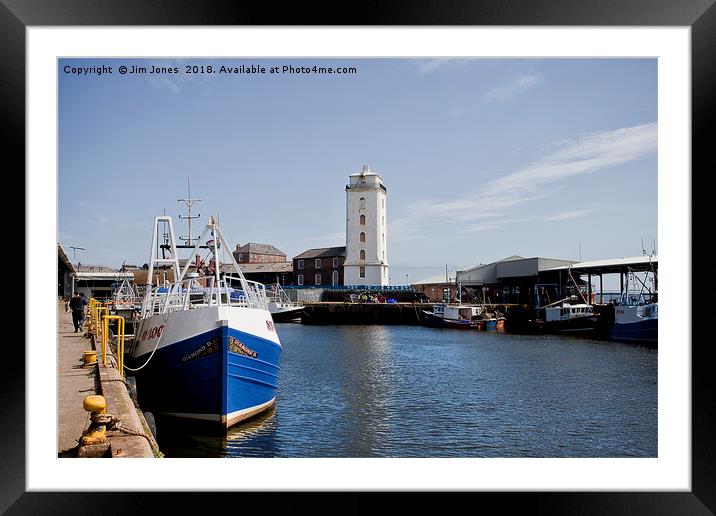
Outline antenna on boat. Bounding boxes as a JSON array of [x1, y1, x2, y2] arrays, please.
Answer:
[[178, 177, 201, 246], [69, 246, 85, 266]]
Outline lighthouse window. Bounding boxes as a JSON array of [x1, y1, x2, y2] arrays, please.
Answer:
[[360, 232, 365, 243], [360, 214, 365, 225], [359, 267, 365, 278], [359, 197, 365, 210], [360, 250, 366, 260]]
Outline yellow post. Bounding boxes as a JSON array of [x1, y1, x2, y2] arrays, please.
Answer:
[[102, 315, 126, 377]]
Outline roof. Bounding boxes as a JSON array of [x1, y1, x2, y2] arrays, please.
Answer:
[[412, 273, 456, 285], [459, 255, 524, 274], [294, 247, 347, 259], [234, 242, 286, 256], [76, 264, 119, 272], [238, 262, 294, 274], [57, 244, 76, 274], [74, 271, 134, 280], [544, 255, 658, 273]]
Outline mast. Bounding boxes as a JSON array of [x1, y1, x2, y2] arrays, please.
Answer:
[[178, 177, 201, 246]]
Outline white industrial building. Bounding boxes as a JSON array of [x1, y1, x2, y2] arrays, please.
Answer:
[[343, 165, 389, 286]]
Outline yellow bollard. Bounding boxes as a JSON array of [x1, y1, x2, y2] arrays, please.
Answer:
[[81, 395, 107, 445], [82, 351, 97, 367]]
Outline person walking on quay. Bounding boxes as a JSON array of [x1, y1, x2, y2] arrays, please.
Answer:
[[69, 292, 88, 333]]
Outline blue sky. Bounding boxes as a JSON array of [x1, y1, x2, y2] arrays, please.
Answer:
[[58, 58, 657, 284]]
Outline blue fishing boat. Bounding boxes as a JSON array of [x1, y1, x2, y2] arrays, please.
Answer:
[[608, 265, 658, 345], [126, 215, 281, 431]]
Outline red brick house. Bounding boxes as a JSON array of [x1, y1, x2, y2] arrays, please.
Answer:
[[293, 247, 346, 286]]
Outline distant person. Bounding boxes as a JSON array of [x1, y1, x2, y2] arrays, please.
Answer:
[[69, 292, 88, 333]]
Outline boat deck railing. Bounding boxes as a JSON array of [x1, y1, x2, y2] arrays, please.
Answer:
[[141, 274, 269, 317]]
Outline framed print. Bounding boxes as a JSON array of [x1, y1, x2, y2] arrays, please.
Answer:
[[5, 0, 710, 513]]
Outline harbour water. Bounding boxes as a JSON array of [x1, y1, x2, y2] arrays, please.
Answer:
[[156, 324, 657, 458]]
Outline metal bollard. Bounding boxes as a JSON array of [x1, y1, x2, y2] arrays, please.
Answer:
[[81, 395, 107, 445]]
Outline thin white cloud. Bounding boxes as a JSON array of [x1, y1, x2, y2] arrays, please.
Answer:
[[483, 123, 657, 197], [414, 58, 471, 75], [390, 122, 657, 241], [484, 73, 541, 103], [544, 209, 595, 221]]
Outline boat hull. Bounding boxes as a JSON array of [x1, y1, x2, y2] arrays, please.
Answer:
[[270, 306, 305, 323], [539, 316, 599, 333], [127, 306, 281, 430], [608, 317, 658, 345], [421, 310, 477, 329]]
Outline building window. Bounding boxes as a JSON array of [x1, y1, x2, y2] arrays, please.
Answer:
[[382, 216, 384, 226], [382, 233, 384, 243], [382, 198, 384, 208], [360, 214, 365, 225], [298, 259, 304, 270], [360, 250, 365, 260], [297, 274, 304, 286], [238, 253, 244, 262], [315, 258, 321, 268], [315, 274, 321, 285], [359, 267, 365, 278], [333, 257, 338, 268], [360, 232, 365, 243], [332, 270, 339, 286]]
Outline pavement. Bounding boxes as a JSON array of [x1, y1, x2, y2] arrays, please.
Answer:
[[57, 302, 96, 456], [57, 301, 158, 458]]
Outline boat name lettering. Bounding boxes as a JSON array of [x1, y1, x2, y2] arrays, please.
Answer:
[[139, 324, 165, 342], [181, 337, 220, 363], [228, 336, 257, 358]]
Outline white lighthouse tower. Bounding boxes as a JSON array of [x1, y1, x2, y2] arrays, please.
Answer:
[[344, 165, 389, 286]]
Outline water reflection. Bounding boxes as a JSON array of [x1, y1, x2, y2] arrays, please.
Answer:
[[158, 324, 657, 458]]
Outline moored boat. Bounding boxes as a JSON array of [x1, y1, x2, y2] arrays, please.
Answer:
[[421, 303, 483, 329], [266, 283, 305, 322], [126, 215, 282, 431], [537, 298, 598, 333], [608, 301, 657, 345], [608, 265, 658, 345]]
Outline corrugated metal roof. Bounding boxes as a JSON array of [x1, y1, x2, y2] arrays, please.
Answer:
[[544, 255, 658, 271], [74, 272, 134, 280], [293, 247, 347, 259], [412, 273, 455, 285], [459, 255, 524, 273]]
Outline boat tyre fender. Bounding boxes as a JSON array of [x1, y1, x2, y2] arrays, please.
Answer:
[[125, 376, 138, 401], [143, 411, 157, 440]]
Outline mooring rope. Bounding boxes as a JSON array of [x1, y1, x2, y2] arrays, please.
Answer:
[[90, 412, 154, 448]]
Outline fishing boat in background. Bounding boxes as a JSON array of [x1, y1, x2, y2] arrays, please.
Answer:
[[608, 264, 658, 345], [421, 303, 483, 329], [266, 283, 305, 322], [538, 298, 599, 333], [126, 215, 282, 431]]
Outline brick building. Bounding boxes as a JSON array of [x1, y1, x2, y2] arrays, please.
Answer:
[[293, 247, 346, 286], [233, 243, 287, 264]]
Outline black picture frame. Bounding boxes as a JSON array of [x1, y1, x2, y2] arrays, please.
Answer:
[[5, 1, 709, 513]]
